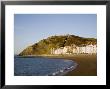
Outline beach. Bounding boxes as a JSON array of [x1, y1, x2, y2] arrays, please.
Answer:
[[43, 54, 97, 76], [15, 54, 97, 76]]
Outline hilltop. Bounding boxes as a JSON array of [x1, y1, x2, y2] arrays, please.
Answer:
[[19, 34, 97, 56]]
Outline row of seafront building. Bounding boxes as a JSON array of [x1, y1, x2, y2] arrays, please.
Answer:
[[51, 44, 97, 54]]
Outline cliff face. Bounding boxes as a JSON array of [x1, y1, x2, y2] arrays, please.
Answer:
[[19, 34, 97, 56]]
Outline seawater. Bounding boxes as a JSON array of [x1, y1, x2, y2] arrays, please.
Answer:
[[14, 56, 77, 76]]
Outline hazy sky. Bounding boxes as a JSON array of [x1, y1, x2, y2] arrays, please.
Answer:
[[14, 14, 97, 54]]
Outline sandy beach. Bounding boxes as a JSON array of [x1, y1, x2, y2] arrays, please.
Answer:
[[16, 54, 97, 76], [43, 54, 97, 76]]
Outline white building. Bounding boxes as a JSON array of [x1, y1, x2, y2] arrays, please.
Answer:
[[51, 44, 97, 55], [54, 48, 63, 54]]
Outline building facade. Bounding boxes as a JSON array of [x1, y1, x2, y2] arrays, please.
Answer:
[[51, 44, 97, 54]]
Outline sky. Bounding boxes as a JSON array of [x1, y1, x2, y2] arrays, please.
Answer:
[[14, 14, 97, 54]]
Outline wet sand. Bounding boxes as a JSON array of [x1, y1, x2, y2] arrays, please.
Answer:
[[44, 54, 97, 76], [17, 54, 97, 76], [64, 54, 97, 76]]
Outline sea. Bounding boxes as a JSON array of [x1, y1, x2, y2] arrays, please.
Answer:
[[14, 56, 77, 76]]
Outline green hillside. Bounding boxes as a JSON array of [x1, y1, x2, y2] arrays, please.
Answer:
[[19, 34, 97, 56]]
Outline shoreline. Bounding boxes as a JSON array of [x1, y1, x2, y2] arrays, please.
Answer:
[[15, 56, 78, 76], [16, 54, 97, 58], [46, 63, 78, 76], [15, 54, 97, 76]]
